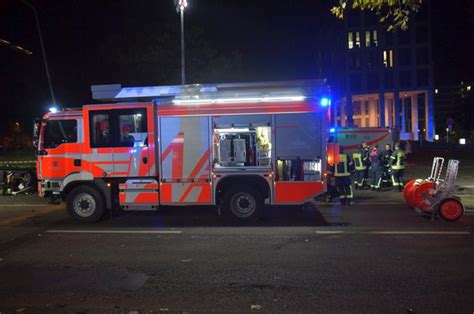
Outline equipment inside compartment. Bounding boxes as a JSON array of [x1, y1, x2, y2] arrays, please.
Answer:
[[214, 126, 271, 167]]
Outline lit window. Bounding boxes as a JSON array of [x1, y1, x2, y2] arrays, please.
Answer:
[[383, 50, 394, 68], [355, 32, 361, 47], [373, 30, 378, 47], [365, 31, 371, 47], [348, 32, 353, 49]]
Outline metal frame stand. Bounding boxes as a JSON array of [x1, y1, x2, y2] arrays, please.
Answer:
[[418, 158, 462, 221]]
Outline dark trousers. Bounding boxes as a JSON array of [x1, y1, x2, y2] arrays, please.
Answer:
[[335, 176, 353, 199], [382, 165, 391, 185], [391, 169, 404, 188], [370, 168, 383, 189], [355, 169, 368, 187]]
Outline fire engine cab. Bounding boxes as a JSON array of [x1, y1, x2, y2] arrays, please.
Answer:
[[34, 80, 330, 223]]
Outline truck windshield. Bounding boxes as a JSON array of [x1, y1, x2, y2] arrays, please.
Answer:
[[43, 119, 78, 149]]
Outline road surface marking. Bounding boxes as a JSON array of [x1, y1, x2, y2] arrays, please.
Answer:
[[313, 201, 402, 205], [315, 230, 471, 235], [46, 229, 182, 234], [369, 231, 471, 235], [315, 230, 345, 234], [0, 204, 47, 207], [354, 202, 402, 205]]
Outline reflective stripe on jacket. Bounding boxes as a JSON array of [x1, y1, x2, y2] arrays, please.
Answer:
[[353, 151, 368, 171], [390, 149, 405, 170], [335, 154, 350, 177]]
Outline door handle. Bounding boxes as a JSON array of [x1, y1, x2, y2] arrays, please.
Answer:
[[142, 157, 148, 164]]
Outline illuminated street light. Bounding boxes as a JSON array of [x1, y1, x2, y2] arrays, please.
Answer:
[[20, 0, 56, 106], [174, 0, 188, 85]]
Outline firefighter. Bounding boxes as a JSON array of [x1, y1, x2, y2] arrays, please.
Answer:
[[332, 146, 354, 205], [353, 142, 369, 190], [390, 142, 406, 191], [381, 144, 393, 187], [369, 145, 383, 191]]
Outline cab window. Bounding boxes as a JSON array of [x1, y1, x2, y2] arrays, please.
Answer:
[[43, 119, 78, 149], [90, 113, 111, 147], [118, 111, 147, 147], [89, 109, 147, 148]]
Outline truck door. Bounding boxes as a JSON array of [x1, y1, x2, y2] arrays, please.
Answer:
[[86, 105, 154, 178], [38, 116, 82, 185], [115, 108, 151, 177], [159, 116, 212, 205]]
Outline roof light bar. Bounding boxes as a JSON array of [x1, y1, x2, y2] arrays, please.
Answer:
[[172, 95, 306, 106]]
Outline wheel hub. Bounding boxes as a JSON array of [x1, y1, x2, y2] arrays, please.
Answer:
[[231, 193, 256, 218], [79, 199, 90, 210], [237, 197, 251, 209], [73, 193, 96, 218]]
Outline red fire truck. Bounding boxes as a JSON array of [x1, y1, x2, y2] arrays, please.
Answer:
[[34, 80, 331, 223]]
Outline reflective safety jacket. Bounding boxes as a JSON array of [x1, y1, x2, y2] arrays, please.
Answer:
[[334, 153, 353, 177], [353, 149, 369, 171], [390, 149, 406, 170], [381, 149, 392, 167]]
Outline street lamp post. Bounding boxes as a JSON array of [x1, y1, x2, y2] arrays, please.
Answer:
[[175, 0, 187, 85], [20, 0, 56, 106]]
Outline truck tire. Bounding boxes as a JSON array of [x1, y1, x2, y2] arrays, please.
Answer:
[[66, 185, 104, 223], [222, 184, 263, 223]]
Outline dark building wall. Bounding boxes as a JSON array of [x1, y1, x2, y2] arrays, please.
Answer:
[[323, 3, 435, 141], [435, 82, 474, 140]]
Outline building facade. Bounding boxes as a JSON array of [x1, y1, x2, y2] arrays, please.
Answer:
[[434, 81, 474, 141], [330, 4, 435, 141]]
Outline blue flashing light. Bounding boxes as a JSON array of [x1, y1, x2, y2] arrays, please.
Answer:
[[320, 97, 331, 107], [329, 128, 336, 133]]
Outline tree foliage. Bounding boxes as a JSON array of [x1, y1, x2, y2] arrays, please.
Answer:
[[331, 0, 423, 31]]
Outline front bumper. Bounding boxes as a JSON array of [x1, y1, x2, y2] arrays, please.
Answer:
[[39, 179, 62, 197]]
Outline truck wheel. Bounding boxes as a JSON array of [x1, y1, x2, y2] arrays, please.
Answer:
[[222, 185, 263, 223], [67, 185, 104, 223]]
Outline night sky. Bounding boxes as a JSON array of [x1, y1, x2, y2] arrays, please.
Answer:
[[1, 0, 473, 135]]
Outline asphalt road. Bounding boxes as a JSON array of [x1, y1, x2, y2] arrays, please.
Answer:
[[0, 192, 473, 313]]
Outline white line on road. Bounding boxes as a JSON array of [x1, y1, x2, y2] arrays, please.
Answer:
[[313, 201, 403, 205], [315, 230, 345, 234], [46, 229, 183, 234], [354, 202, 402, 205], [45, 229, 470, 236], [315, 230, 471, 235], [0, 204, 47, 207], [369, 231, 471, 235]]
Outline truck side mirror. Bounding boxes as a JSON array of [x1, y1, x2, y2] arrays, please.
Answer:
[[32, 118, 41, 149]]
